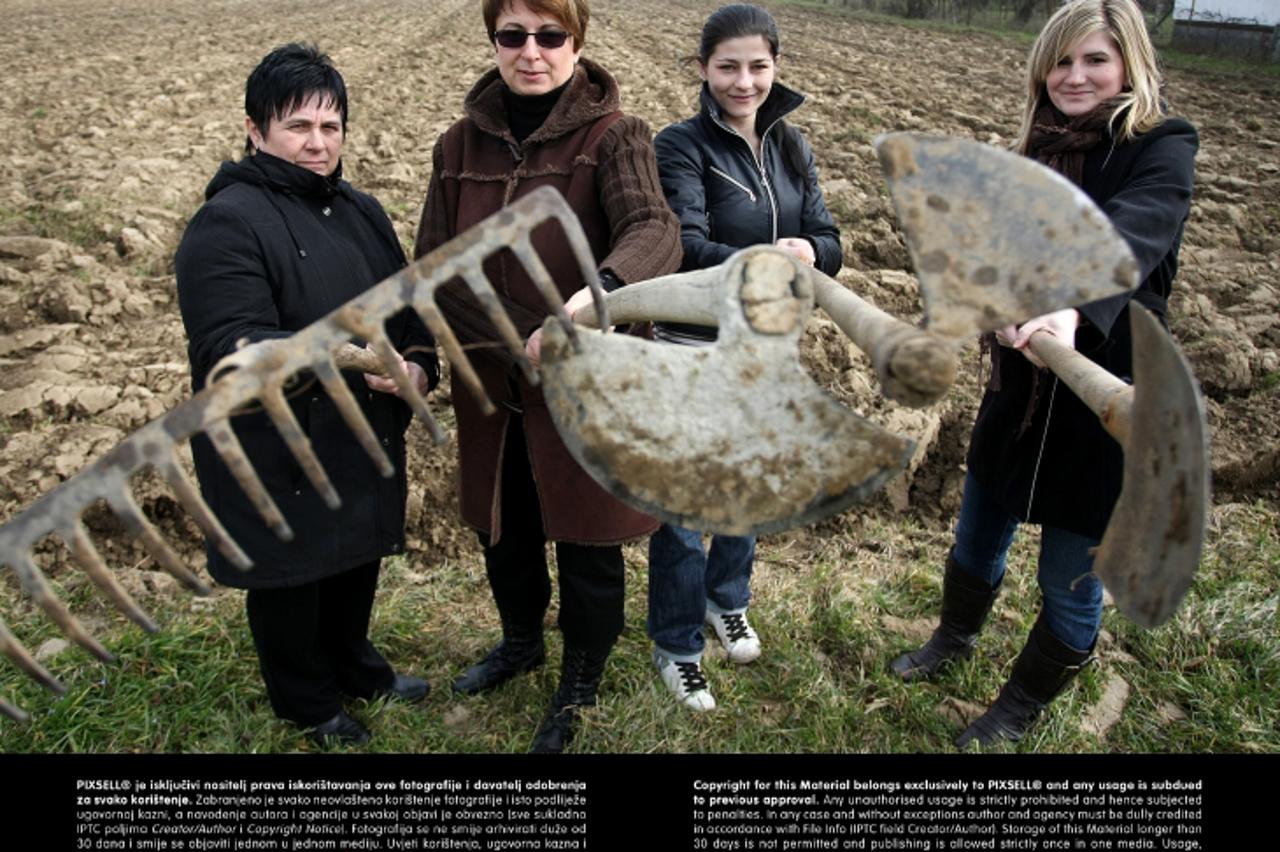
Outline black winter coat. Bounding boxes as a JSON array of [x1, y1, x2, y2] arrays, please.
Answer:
[[175, 153, 438, 588], [967, 117, 1198, 539], [654, 83, 841, 339]]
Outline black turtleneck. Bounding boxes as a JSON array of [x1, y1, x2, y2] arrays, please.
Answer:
[[502, 80, 570, 143]]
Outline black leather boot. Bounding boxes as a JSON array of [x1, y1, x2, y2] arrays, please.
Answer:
[[891, 553, 1000, 681], [307, 711, 370, 748], [452, 619, 545, 695], [954, 615, 1094, 749], [530, 642, 610, 754]]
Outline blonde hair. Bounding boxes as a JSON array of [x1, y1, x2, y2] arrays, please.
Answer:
[[1016, 0, 1165, 153]]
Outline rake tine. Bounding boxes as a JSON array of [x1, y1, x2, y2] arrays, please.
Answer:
[[63, 522, 158, 633], [205, 419, 293, 542], [0, 615, 63, 700], [258, 387, 341, 511], [409, 297, 493, 428], [313, 357, 395, 477], [462, 269, 538, 385], [105, 490, 209, 594], [366, 331, 439, 435], [156, 451, 253, 571], [539, 191, 611, 332], [8, 553, 113, 663], [510, 234, 576, 361]]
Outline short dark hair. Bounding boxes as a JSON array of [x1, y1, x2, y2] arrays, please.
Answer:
[[243, 43, 347, 154]]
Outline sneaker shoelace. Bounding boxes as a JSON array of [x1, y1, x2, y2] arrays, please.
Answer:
[[675, 661, 708, 691], [719, 612, 752, 642]]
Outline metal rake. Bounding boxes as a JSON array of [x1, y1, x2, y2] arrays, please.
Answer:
[[0, 187, 605, 721]]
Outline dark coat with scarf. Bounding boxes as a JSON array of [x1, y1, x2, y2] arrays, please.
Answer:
[[414, 58, 682, 544], [966, 116, 1198, 538], [176, 152, 438, 588]]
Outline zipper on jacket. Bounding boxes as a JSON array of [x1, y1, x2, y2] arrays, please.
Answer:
[[757, 151, 779, 245], [709, 111, 782, 246], [708, 166, 756, 202]]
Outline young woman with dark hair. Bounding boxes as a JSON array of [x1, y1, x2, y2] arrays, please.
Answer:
[[648, 3, 841, 712]]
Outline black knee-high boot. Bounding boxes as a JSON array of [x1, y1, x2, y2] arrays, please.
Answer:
[[954, 614, 1094, 749], [891, 552, 1000, 681]]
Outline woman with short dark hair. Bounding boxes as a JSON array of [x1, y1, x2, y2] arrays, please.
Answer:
[[176, 43, 437, 748]]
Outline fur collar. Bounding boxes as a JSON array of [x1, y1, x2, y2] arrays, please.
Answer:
[[463, 56, 621, 146]]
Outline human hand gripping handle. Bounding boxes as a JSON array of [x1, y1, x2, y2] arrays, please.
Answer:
[[525, 285, 598, 369], [996, 309, 1080, 369], [363, 343, 430, 398]]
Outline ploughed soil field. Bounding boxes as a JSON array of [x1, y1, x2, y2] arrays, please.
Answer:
[[0, 0, 1276, 750]]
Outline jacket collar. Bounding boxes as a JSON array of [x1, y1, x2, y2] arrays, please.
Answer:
[[463, 56, 621, 146], [206, 151, 345, 201], [699, 80, 805, 141]]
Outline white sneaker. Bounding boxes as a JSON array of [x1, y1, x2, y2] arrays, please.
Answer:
[[705, 609, 761, 664], [654, 652, 716, 712]]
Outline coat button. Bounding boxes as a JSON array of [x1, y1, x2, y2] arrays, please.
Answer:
[[382, 437, 390, 447], [390, 543, 400, 553], [322, 206, 331, 216]]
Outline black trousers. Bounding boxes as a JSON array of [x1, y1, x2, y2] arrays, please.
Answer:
[[482, 417, 625, 654], [245, 560, 395, 726]]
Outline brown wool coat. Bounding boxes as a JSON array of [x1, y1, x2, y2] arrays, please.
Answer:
[[415, 58, 682, 544]]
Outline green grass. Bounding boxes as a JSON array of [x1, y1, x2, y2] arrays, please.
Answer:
[[2, 500, 1275, 754]]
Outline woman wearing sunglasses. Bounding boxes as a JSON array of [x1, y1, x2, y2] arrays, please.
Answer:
[[890, 0, 1196, 749], [648, 3, 841, 712], [414, 0, 680, 753]]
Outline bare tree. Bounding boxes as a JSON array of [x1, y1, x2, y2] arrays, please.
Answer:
[[1151, 0, 1176, 33]]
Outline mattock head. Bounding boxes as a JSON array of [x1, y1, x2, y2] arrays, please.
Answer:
[[875, 132, 1137, 338], [540, 247, 915, 536], [877, 133, 1208, 628], [1093, 307, 1209, 628]]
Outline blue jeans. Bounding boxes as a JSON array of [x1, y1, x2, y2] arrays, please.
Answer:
[[952, 473, 1102, 651], [647, 523, 755, 661]]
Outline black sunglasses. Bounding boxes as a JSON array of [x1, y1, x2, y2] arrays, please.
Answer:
[[492, 29, 570, 50]]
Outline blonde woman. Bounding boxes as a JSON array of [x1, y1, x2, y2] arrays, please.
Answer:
[[890, 0, 1197, 749]]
